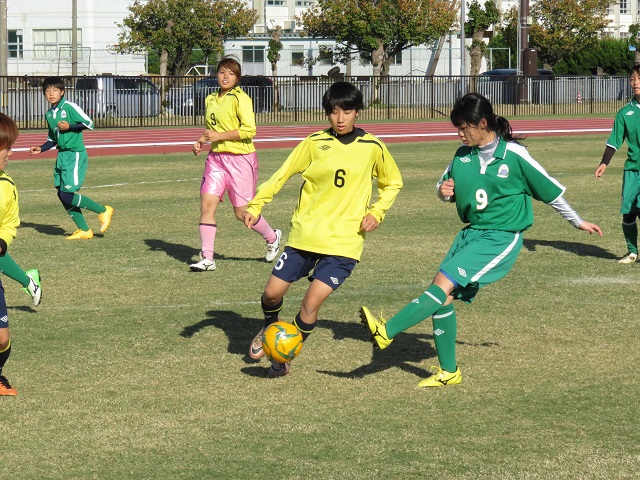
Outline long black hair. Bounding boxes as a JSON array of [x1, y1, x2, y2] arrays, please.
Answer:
[[450, 92, 524, 143]]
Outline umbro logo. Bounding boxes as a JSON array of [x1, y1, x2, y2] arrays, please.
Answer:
[[627, 111, 635, 116], [0, 315, 7, 324], [434, 328, 445, 336], [457, 267, 467, 277], [330, 277, 339, 285], [460, 156, 471, 163], [411, 298, 419, 304], [320, 145, 331, 150]]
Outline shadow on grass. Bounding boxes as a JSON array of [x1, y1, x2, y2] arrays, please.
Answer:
[[181, 309, 499, 381], [523, 238, 616, 259], [20, 221, 70, 237], [144, 239, 266, 264]]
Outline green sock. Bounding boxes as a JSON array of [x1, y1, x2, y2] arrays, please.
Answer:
[[386, 284, 448, 338], [0, 254, 29, 287], [432, 303, 457, 373], [622, 221, 638, 254], [66, 205, 90, 230], [73, 193, 105, 214]]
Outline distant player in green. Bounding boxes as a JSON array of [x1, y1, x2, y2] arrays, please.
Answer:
[[595, 64, 640, 263], [361, 92, 602, 388], [29, 76, 113, 240], [242, 81, 403, 377], [0, 113, 40, 395]]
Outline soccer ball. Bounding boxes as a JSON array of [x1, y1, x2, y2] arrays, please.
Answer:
[[262, 321, 303, 363]]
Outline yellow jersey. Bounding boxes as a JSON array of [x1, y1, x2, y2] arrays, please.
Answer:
[[0, 170, 19, 253], [204, 86, 256, 155], [246, 128, 403, 261]]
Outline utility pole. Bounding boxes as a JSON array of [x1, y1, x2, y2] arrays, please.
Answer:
[[72, 0, 78, 76], [460, 0, 466, 77], [0, 0, 7, 77]]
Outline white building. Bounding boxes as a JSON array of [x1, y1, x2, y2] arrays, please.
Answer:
[[2, 0, 637, 77]]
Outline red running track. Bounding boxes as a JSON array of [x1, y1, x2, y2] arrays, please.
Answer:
[[11, 118, 613, 161]]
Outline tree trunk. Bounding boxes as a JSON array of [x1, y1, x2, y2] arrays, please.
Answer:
[[469, 30, 485, 76], [371, 40, 384, 103]]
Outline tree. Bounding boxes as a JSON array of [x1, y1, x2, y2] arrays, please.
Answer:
[[486, 6, 517, 70], [529, 0, 611, 69], [298, 0, 458, 78], [113, 0, 258, 75], [466, 0, 500, 76]]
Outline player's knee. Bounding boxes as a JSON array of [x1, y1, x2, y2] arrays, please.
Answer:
[[622, 212, 637, 224], [57, 189, 74, 205]]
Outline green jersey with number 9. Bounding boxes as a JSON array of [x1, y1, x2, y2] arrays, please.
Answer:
[[439, 137, 565, 232]]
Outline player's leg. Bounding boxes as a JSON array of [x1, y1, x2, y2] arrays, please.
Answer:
[[55, 153, 92, 239], [0, 254, 42, 306], [0, 286, 17, 395], [226, 152, 280, 262], [619, 171, 640, 262]]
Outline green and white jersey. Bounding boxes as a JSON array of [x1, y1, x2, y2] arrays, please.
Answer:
[[606, 97, 640, 171], [204, 86, 256, 155], [246, 127, 403, 261], [438, 137, 565, 232], [45, 97, 93, 152]]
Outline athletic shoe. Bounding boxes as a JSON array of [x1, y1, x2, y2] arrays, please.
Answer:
[[67, 229, 93, 240], [417, 366, 462, 388], [265, 229, 282, 262], [189, 258, 216, 272], [618, 252, 638, 264], [359, 306, 392, 350], [0, 375, 18, 396], [23, 269, 42, 307], [267, 361, 290, 378], [249, 327, 265, 360], [98, 206, 114, 233]]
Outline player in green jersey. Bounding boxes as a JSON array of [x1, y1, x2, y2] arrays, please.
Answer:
[[242, 81, 403, 377], [595, 64, 640, 263], [29, 77, 114, 240], [361, 92, 602, 388]]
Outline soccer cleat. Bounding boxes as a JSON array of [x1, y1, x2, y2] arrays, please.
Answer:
[[417, 366, 462, 388], [189, 257, 216, 272], [67, 229, 93, 240], [98, 206, 114, 233], [265, 229, 282, 262], [249, 327, 265, 360], [267, 361, 290, 378], [0, 375, 18, 396], [618, 252, 638, 264], [359, 306, 392, 350], [23, 269, 42, 307]]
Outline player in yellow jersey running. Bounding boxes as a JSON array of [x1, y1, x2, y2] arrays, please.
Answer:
[[191, 57, 280, 271], [243, 81, 403, 377]]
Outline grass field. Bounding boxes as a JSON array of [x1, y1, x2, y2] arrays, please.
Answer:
[[3, 135, 639, 479]]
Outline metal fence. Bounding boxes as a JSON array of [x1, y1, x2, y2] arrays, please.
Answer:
[[0, 74, 631, 130]]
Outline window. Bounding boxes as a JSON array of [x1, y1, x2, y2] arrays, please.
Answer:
[[267, 0, 286, 5], [242, 46, 264, 64], [620, 0, 628, 14], [8, 30, 23, 59], [33, 29, 82, 59], [318, 45, 333, 65], [291, 45, 305, 66], [296, 0, 315, 5], [391, 51, 402, 66]]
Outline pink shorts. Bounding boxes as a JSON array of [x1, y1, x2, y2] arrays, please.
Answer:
[[201, 151, 258, 207]]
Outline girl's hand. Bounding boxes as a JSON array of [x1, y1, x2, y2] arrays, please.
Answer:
[[242, 211, 257, 228], [202, 130, 220, 143], [439, 178, 455, 197], [57, 120, 70, 131], [192, 140, 203, 156], [360, 213, 379, 232]]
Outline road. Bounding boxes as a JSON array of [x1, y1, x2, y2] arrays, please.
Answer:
[[11, 118, 613, 161]]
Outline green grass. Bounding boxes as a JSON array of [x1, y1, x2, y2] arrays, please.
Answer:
[[3, 135, 639, 479]]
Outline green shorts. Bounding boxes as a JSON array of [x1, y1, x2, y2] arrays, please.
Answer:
[[620, 170, 640, 215], [439, 227, 523, 303], [55, 150, 88, 193]]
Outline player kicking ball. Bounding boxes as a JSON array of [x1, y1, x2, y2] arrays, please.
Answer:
[[361, 92, 602, 388]]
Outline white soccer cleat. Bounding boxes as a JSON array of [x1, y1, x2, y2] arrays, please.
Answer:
[[190, 258, 216, 272], [265, 229, 282, 262], [618, 252, 638, 264]]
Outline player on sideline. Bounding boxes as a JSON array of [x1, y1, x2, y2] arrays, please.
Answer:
[[0, 113, 37, 395], [190, 57, 280, 271], [595, 64, 640, 263], [243, 81, 403, 377], [29, 76, 114, 240], [361, 92, 602, 388]]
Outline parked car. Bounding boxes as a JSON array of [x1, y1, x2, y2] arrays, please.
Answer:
[[169, 75, 274, 116], [74, 75, 161, 118]]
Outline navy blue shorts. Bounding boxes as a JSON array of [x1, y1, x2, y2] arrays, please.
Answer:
[[271, 246, 357, 290], [0, 281, 7, 328]]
